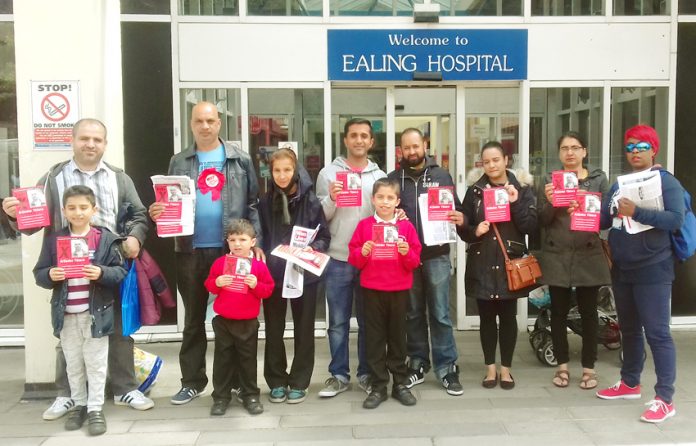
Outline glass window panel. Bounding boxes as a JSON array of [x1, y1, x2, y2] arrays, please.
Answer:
[[0, 0, 11, 14], [531, 0, 604, 15], [121, 0, 171, 14], [180, 88, 242, 150], [330, 0, 521, 16], [0, 22, 22, 329], [179, 0, 238, 15], [331, 88, 387, 172], [248, 0, 322, 16], [680, 1, 696, 14], [529, 87, 603, 186], [609, 87, 668, 182], [614, 0, 669, 15]]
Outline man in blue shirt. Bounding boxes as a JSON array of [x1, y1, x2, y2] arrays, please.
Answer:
[[150, 102, 262, 405]]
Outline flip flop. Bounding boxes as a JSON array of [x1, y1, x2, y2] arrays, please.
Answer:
[[580, 372, 598, 390], [552, 370, 570, 388]]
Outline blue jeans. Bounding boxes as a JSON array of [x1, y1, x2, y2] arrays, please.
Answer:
[[325, 259, 368, 381], [613, 280, 676, 403], [406, 255, 459, 379]]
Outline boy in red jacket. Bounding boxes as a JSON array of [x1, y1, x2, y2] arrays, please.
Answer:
[[348, 178, 422, 409], [204, 219, 274, 416]]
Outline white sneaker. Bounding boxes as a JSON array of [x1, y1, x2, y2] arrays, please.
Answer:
[[42, 396, 75, 420], [115, 389, 155, 410]]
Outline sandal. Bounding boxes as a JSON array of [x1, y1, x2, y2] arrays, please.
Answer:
[[580, 372, 598, 390], [552, 370, 570, 388]]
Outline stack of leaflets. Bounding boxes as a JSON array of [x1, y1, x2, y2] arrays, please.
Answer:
[[12, 187, 50, 230], [151, 175, 195, 237], [418, 187, 458, 246], [271, 225, 329, 298], [615, 169, 663, 234]]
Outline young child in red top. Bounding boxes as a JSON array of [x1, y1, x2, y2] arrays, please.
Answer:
[[204, 219, 274, 416], [348, 178, 422, 409]]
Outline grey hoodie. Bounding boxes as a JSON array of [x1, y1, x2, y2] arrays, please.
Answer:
[[316, 157, 386, 261]]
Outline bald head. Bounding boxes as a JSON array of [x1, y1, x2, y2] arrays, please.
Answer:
[[190, 101, 222, 151]]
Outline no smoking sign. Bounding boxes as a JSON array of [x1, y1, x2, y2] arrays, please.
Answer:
[[31, 80, 81, 150]]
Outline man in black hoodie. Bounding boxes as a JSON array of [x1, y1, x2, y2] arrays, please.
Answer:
[[387, 128, 465, 396]]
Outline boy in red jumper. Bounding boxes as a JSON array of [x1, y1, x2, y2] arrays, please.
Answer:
[[348, 178, 422, 409], [205, 219, 274, 416]]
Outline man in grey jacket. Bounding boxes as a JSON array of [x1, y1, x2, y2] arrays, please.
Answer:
[[2, 118, 153, 419], [149, 101, 262, 406], [315, 118, 386, 398]]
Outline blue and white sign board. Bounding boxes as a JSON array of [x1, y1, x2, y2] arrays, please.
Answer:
[[328, 29, 527, 81]]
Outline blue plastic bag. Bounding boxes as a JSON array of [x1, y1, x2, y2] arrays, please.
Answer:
[[120, 260, 141, 336]]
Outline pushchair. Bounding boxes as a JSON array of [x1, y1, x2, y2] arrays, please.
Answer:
[[528, 285, 622, 366]]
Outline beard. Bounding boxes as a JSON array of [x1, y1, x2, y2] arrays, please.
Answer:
[[401, 153, 425, 169]]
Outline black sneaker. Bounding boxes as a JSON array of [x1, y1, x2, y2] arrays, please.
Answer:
[[362, 389, 388, 409], [64, 406, 87, 431], [442, 366, 464, 396], [210, 399, 229, 416], [405, 365, 425, 389], [87, 410, 107, 436], [391, 384, 417, 406], [243, 397, 264, 415]]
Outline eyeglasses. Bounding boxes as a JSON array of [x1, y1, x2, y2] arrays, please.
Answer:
[[560, 146, 584, 153], [625, 142, 652, 153]]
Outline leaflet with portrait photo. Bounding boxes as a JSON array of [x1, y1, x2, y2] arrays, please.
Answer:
[[222, 255, 250, 294], [483, 187, 511, 222], [418, 194, 457, 246], [571, 191, 601, 232], [56, 236, 90, 279], [552, 170, 578, 207], [281, 224, 320, 298], [371, 223, 399, 260], [151, 175, 195, 237], [12, 187, 50, 230], [335, 171, 362, 207], [427, 186, 455, 221], [616, 169, 663, 234]]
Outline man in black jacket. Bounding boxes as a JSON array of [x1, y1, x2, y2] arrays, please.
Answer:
[[387, 128, 465, 396], [2, 118, 153, 418]]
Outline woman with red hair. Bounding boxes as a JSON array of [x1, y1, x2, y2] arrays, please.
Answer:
[[596, 124, 684, 424]]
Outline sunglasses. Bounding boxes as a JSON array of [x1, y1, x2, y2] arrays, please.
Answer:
[[625, 142, 652, 153]]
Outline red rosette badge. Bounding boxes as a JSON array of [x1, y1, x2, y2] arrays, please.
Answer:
[[197, 168, 225, 201]]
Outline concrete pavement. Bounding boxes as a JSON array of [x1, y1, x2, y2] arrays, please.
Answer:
[[2, 330, 696, 445]]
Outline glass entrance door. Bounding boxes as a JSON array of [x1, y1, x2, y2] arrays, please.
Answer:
[[393, 87, 459, 326], [390, 86, 521, 330]]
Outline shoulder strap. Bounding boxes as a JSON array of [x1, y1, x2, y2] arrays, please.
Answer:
[[491, 223, 510, 263]]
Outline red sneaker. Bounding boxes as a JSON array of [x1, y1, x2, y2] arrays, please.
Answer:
[[596, 380, 641, 400], [640, 397, 675, 423]]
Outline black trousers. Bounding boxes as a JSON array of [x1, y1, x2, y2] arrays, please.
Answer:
[[363, 288, 409, 392], [549, 286, 599, 368], [211, 316, 260, 402], [263, 283, 318, 390], [477, 299, 517, 367], [176, 248, 224, 390]]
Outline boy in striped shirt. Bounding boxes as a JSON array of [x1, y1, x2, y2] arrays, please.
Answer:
[[34, 185, 127, 436]]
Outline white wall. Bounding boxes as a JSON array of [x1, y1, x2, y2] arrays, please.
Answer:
[[14, 0, 124, 386], [178, 23, 671, 82]]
